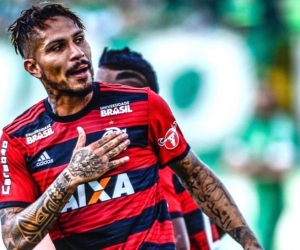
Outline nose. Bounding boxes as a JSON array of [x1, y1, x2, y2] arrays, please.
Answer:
[[70, 43, 85, 60]]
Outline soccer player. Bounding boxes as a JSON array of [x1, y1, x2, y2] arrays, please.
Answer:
[[96, 46, 223, 250], [0, 3, 263, 250]]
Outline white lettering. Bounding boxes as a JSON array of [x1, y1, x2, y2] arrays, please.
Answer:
[[3, 173, 9, 178], [112, 173, 134, 198], [1, 140, 11, 195], [2, 141, 8, 148], [62, 195, 79, 213], [78, 184, 86, 208], [100, 101, 130, 110], [107, 109, 113, 116], [4, 179, 11, 185], [2, 186, 10, 195], [25, 124, 51, 137], [88, 181, 111, 201], [100, 105, 133, 117], [26, 126, 54, 144], [61, 173, 135, 212], [1, 156, 6, 164], [36, 159, 53, 166], [2, 164, 9, 172]]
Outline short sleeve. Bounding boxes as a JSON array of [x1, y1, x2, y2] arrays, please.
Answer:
[[148, 90, 190, 166]]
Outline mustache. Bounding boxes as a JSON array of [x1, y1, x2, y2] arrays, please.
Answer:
[[66, 59, 92, 76]]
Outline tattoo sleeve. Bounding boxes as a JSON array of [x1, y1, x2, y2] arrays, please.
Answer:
[[169, 150, 263, 249], [0, 171, 73, 250]]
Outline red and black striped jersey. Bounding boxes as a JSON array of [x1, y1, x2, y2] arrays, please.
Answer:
[[0, 82, 190, 250], [159, 167, 221, 250]]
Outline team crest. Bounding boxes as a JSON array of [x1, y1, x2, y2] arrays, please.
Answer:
[[158, 122, 179, 150], [102, 127, 127, 137]]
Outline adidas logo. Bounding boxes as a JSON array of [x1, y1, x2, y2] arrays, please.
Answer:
[[36, 151, 53, 166]]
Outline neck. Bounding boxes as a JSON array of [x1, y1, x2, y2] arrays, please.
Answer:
[[48, 92, 93, 116]]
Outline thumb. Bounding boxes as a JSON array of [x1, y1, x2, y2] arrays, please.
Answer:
[[73, 126, 86, 152]]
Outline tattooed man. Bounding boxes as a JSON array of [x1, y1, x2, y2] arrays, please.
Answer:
[[0, 3, 263, 250]]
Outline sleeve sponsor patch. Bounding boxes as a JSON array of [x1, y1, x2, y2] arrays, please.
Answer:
[[158, 122, 179, 150]]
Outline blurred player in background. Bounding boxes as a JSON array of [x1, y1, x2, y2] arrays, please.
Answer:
[[96, 46, 225, 250]]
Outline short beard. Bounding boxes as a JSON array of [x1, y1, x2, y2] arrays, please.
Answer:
[[41, 68, 94, 98]]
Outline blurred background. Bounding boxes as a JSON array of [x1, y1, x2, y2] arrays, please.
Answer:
[[1, 0, 300, 249]]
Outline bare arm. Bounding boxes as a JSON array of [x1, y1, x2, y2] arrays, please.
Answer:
[[169, 150, 263, 250], [0, 127, 130, 250], [33, 234, 55, 250], [172, 217, 190, 250]]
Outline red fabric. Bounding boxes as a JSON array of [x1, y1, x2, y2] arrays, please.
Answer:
[[0, 82, 190, 249], [159, 167, 221, 249]]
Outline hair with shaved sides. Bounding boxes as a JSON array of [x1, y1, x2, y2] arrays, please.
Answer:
[[99, 47, 159, 94], [7, 3, 85, 59]]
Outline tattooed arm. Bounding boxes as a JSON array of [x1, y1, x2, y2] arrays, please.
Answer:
[[169, 150, 263, 250], [0, 127, 130, 250]]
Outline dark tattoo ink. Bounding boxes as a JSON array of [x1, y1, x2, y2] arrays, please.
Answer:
[[69, 148, 104, 177], [105, 152, 114, 159], [0, 172, 74, 249], [108, 162, 114, 169], [169, 150, 262, 248]]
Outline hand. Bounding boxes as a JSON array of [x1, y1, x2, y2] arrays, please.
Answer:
[[67, 126, 130, 185]]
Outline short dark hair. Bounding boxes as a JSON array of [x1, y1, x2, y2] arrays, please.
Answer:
[[98, 47, 159, 94], [7, 3, 85, 59]]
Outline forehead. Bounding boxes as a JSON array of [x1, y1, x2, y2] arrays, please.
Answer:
[[96, 68, 117, 81], [96, 67, 142, 80], [96, 67, 148, 88], [37, 16, 81, 42]]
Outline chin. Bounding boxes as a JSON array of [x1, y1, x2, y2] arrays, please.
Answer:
[[75, 83, 93, 96], [64, 81, 93, 97]]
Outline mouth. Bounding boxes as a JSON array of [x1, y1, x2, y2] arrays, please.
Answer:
[[68, 64, 90, 79]]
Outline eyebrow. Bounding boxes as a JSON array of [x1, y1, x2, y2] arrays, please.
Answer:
[[116, 71, 146, 83], [45, 30, 84, 49]]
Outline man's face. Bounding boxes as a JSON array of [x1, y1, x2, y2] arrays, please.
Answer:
[[27, 16, 93, 97], [96, 67, 148, 88]]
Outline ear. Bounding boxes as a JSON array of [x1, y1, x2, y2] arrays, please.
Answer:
[[24, 59, 41, 78]]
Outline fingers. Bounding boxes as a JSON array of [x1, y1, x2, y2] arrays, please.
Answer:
[[67, 129, 130, 185], [108, 156, 130, 169], [102, 138, 130, 160], [73, 127, 86, 153], [93, 130, 122, 149], [74, 128, 130, 161], [93, 132, 129, 155]]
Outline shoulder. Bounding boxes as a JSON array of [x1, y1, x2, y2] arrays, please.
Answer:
[[96, 81, 150, 94], [2, 99, 46, 137], [94, 81, 167, 109]]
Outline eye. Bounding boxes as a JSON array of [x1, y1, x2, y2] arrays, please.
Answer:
[[75, 36, 84, 44], [52, 44, 64, 51]]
